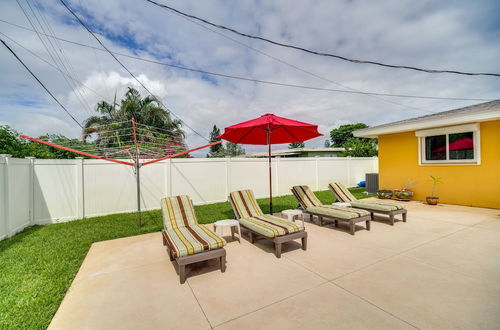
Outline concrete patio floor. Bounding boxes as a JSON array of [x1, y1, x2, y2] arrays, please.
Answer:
[[49, 200, 500, 330]]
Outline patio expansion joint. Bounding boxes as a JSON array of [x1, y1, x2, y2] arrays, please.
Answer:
[[329, 281, 421, 329], [74, 259, 166, 282], [330, 226, 471, 282], [398, 253, 492, 285], [211, 280, 327, 329], [320, 227, 474, 330], [186, 279, 213, 329]]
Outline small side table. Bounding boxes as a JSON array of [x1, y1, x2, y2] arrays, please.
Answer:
[[282, 209, 304, 226], [213, 219, 241, 243]]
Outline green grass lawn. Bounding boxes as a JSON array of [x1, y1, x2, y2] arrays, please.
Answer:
[[0, 188, 370, 329]]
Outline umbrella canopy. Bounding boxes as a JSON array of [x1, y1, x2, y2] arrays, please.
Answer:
[[218, 113, 322, 213], [218, 113, 322, 145]]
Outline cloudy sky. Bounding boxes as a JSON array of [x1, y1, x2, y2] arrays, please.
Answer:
[[1, 0, 499, 156]]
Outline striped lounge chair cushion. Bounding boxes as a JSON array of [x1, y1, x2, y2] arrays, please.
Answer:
[[163, 224, 226, 258], [239, 214, 304, 238], [350, 200, 405, 212], [291, 185, 322, 209], [328, 182, 357, 203], [161, 195, 199, 229], [307, 205, 370, 220], [291, 185, 369, 219], [230, 189, 304, 238], [229, 189, 264, 218]]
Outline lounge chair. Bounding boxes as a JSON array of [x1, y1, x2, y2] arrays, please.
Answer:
[[328, 182, 407, 225], [161, 195, 227, 284], [228, 189, 307, 258], [291, 185, 371, 235]]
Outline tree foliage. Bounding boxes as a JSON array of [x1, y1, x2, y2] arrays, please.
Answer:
[[341, 137, 377, 157], [82, 87, 184, 146], [207, 125, 223, 157], [207, 124, 245, 157], [288, 142, 304, 149], [225, 142, 245, 156], [330, 123, 377, 157], [329, 123, 368, 147], [0, 126, 92, 159]]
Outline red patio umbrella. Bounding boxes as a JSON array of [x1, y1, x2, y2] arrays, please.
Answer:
[[218, 113, 322, 213]]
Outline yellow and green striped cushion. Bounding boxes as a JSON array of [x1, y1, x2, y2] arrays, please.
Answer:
[[291, 186, 322, 209], [161, 195, 199, 229], [239, 214, 304, 238], [328, 182, 357, 202], [229, 190, 264, 219], [350, 200, 405, 212], [163, 224, 226, 258], [307, 205, 370, 220]]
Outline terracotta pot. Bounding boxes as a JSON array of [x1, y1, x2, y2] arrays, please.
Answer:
[[426, 196, 439, 205]]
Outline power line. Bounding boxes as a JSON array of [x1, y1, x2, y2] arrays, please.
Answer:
[[144, 0, 500, 78], [59, 0, 209, 142], [1, 39, 83, 128], [150, 5, 431, 113], [0, 31, 118, 107], [16, 0, 94, 116], [0, 20, 493, 103]]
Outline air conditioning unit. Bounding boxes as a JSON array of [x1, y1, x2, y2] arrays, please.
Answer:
[[365, 173, 379, 194]]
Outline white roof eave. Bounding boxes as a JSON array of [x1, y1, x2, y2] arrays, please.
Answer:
[[353, 109, 500, 138]]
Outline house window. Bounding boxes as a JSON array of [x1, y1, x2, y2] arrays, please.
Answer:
[[424, 135, 446, 160], [416, 123, 480, 164]]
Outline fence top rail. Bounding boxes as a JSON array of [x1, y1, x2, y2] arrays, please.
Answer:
[[5, 156, 379, 165]]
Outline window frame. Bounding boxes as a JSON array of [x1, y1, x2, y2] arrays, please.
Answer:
[[416, 123, 481, 166]]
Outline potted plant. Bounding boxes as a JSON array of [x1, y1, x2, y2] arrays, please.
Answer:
[[426, 175, 442, 205], [376, 190, 393, 199], [394, 180, 415, 200]]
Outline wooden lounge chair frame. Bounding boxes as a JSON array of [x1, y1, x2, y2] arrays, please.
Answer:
[[162, 230, 226, 284], [228, 197, 307, 258], [328, 184, 407, 226], [291, 188, 371, 235]]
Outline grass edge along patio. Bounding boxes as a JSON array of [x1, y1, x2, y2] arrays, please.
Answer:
[[0, 188, 369, 329]]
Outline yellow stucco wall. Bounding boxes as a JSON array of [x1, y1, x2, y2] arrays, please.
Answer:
[[378, 120, 500, 208]]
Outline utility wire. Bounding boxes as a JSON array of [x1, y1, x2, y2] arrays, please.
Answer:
[[0, 31, 118, 107], [16, 0, 94, 116], [0, 20, 492, 103], [149, 5, 430, 113], [1, 39, 83, 128], [28, 0, 95, 114], [145, 0, 500, 77], [59, 0, 209, 142]]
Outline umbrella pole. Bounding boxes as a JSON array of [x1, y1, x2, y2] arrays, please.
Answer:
[[267, 129, 273, 214]]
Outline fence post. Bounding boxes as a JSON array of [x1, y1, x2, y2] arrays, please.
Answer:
[[75, 157, 85, 219], [315, 157, 319, 190], [165, 159, 172, 196], [1, 154, 11, 237], [275, 156, 280, 196], [25, 157, 35, 225], [225, 157, 231, 197], [346, 156, 352, 187]]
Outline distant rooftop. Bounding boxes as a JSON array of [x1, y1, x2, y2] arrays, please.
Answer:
[[354, 100, 500, 138], [246, 147, 345, 158]]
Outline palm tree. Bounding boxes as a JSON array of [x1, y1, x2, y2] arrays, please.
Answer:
[[82, 88, 184, 149]]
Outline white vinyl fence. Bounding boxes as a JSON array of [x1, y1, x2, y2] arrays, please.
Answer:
[[0, 154, 377, 240]]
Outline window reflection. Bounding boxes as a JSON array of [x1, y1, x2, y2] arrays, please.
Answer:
[[425, 135, 446, 160], [449, 132, 474, 159]]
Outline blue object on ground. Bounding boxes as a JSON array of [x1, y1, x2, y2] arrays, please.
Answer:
[[358, 180, 366, 187]]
